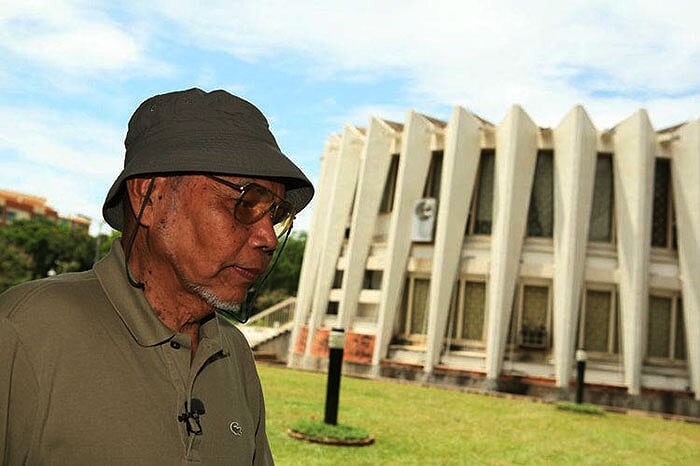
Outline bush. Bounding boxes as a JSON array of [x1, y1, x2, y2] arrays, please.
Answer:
[[289, 417, 371, 441]]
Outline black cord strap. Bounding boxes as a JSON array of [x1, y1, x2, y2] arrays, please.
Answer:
[[124, 178, 156, 289]]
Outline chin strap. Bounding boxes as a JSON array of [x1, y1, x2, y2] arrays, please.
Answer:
[[124, 178, 156, 289], [216, 227, 293, 324]]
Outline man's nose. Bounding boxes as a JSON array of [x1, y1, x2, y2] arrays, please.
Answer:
[[250, 213, 279, 252]]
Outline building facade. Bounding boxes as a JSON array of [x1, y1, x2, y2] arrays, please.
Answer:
[[0, 189, 91, 231], [289, 105, 699, 414]]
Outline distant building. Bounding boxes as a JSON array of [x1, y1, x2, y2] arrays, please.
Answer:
[[290, 106, 699, 417], [59, 214, 92, 233], [0, 189, 91, 232]]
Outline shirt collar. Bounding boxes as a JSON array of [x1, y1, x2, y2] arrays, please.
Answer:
[[94, 240, 175, 347]]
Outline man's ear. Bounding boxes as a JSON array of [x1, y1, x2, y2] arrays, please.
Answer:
[[125, 177, 159, 227]]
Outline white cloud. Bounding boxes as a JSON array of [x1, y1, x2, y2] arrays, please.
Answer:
[[1, 0, 698, 237], [0, 0, 170, 78], [150, 0, 700, 128], [0, 105, 123, 231], [0, 106, 123, 176]]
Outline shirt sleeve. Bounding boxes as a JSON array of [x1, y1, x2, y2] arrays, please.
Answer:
[[252, 381, 274, 466], [0, 319, 38, 466]]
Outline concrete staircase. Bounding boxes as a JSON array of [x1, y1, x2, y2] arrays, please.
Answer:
[[237, 297, 296, 364]]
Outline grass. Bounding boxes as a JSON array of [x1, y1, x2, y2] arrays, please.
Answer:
[[259, 364, 700, 466], [554, 401, 605, 415]]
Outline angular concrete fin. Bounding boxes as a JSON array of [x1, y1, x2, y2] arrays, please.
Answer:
[[303, 125, 365, 359], [672, 119, 700, 399], [290, 133, 343, 362], [373, 110, 436, 366], [485, 105, 539, 380], [337, 117, 399, 328], [556, 105, 594, 133], [551, 104, 598, 388], [613, 107, 656, 395], [423, 105, 482, 373]]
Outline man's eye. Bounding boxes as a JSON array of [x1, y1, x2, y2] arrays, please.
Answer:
[[239, 198, 258, 209]]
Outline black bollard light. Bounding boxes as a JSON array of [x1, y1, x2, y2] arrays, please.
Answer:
[[324, 327, 345, 425], [575, 349, 587, 404]]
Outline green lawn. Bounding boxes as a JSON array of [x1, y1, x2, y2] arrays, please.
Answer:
[[259, 364, 700, 465]]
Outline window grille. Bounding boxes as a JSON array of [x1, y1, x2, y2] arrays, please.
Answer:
[[589, 154, 614, 242], [527, 150, 554, 238]]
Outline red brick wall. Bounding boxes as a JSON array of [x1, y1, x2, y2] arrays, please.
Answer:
[[297, 326, 376, 365], [293, 326, 308, 355], [310, 328, 330, 358]]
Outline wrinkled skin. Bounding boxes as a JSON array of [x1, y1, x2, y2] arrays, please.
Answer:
[[123, 174, 282, 354]]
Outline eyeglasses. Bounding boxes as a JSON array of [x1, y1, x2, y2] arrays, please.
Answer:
[[205, 175, 295, 237]]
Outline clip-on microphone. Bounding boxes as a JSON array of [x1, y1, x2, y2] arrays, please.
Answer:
[[178, 398, 206, 436]]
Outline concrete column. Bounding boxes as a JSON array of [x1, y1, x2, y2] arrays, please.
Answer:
[[337, 118, 399, 329], [372, 111, 439, 368], [424, 107, 482, 373], [303, 126, 365, 363], [551, 106, 598, 389], [613, 110, 655, 396], [290, 135, 340, 364], [671, 119, 700, 400], [484, 106, 538, 384]]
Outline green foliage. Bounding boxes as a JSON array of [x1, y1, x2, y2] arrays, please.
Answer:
[[256, 231, 306, 307], [0, 236, 33, 291], [96, 230, 122, 261], [554, 401, 605, 415], [290, 418, 370, 441], [0, 218, 111, 293], [265, 231, 306, 293]]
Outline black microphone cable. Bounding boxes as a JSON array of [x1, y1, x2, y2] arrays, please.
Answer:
[[216, 226, 293, 325], [124, 178, 156, 289]]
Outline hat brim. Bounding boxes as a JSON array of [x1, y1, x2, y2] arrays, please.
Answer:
[[102, 131, 314, 231]]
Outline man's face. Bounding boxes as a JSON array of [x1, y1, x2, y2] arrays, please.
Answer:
[[151, 174, 284, 311]]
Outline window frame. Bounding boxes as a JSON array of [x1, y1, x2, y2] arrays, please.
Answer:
[[577, 283, 620, 358], [447, 277, 488, 348], [588, 152, 617, 245], [379, 153, 400, 213], [397, 274, 431, 344], [465, 149, 495, 236], [650, 157, 677, 252], [514, 280, 552, 350], [526, 149, 555, 239], [645, 291, 686, 364]]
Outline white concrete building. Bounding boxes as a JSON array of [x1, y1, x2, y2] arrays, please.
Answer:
[[289, 105, 699, 415]]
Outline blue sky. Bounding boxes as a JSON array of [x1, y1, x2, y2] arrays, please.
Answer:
[[1, 0, 699, 235]]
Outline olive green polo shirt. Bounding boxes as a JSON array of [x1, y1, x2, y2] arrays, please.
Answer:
[[0, 241, 274, 465]]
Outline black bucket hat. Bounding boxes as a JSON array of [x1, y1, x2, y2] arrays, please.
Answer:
[[102, 88, 314, 231]]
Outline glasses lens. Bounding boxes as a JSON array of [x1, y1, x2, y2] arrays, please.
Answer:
[[236, 185, 273, 224], [272, 202, 295, 237], [235, 184, 295, 237]]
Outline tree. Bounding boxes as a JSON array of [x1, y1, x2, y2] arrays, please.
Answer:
[[96, 229, 122, 262], [0, 218, 97, 282], [0, 236, 33, 292], [255, 231, 307, 309]]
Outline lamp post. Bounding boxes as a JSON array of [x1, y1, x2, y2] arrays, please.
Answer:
[[575, 349, 587, 404], [324, 327, 345, 425]]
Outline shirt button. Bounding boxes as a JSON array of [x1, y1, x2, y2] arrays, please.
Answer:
[[170, 341, 181, 350]]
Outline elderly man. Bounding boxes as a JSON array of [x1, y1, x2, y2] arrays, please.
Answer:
[[0, 88, 313, 465]]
